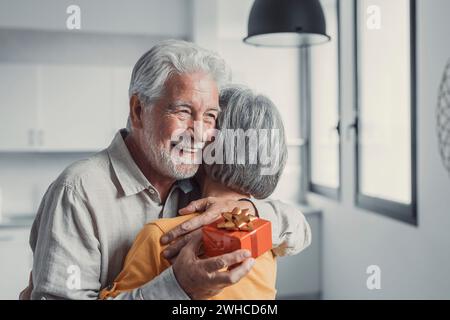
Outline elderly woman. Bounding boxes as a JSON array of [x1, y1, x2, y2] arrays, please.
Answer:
[[100, 85, 300, 300]]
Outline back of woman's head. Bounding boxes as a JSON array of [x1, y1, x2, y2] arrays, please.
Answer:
[[203, 85, 288, 199]]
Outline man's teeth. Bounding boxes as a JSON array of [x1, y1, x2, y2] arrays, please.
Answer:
[[171, 142, 204, 153], [193, 142, 205, 149], [172, 145, 199, 153]]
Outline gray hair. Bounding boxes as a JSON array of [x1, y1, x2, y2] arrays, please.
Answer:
[[204, 85, 288, 199], [126, 40, 231, 131]]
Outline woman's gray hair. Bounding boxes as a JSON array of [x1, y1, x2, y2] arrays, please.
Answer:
[[128, 39, 231, 113], [204, 85, 288, 199]]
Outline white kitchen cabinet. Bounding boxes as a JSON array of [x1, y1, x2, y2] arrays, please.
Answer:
[[0, 64, 39, 151], [0, 228, 32, 300], [0, 0, 189, 38], [0, 63, 132, 152], [38, 65, 113, 151]]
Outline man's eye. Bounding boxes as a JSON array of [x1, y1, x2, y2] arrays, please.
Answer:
[[205, 113, 217, 119], [178, 109, 191, 115]]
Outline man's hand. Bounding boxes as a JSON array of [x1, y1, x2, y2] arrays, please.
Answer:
[[171, 228, 255, 299], [160, 197, 256, 259]]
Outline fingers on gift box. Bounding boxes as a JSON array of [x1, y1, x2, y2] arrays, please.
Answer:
[[202, 207, 272, 259]]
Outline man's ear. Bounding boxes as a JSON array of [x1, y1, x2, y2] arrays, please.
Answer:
[[129, 95, 144, 130]]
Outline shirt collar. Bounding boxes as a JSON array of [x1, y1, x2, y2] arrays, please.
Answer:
[[107, 129, 195, 197]]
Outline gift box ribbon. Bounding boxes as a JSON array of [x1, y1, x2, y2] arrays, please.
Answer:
[[217, 207, 258, 231]]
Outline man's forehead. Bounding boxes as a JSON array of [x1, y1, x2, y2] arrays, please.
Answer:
[[170, 99, 221, 111], [166, 72, 218, 93]]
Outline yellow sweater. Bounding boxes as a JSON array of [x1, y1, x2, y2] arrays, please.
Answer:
[[100, 214, 277, 300]]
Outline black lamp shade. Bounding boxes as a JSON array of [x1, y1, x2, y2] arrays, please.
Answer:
[[243, 0, 331, 47]]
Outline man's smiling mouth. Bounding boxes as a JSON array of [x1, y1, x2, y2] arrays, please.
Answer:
[[170, 141, 204, 154]]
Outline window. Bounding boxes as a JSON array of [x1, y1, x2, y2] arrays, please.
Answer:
[[309, 0, 341, 199], [355, 0, 417, 224]]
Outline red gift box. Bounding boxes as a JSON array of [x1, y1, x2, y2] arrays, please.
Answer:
[[202, 208, 272, 259]]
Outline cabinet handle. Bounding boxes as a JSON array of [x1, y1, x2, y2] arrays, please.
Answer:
[[38, 130, 44, 146], [0, 235, 14, 242], [28, 129, 34, 147]]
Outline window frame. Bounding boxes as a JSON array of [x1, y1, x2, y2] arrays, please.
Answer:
[[307, 0, 342, 201], [353, 0, 418, 225]]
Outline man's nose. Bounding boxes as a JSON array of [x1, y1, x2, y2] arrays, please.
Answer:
[[190, 120, 205, 144]]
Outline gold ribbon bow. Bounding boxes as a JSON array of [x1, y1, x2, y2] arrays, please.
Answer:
[[217, 207, 258, 231]]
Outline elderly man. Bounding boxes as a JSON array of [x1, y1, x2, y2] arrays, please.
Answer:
[[25, 40, 311, 300]]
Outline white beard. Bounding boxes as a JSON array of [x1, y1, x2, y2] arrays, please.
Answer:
[[143, 125, 199, 180]]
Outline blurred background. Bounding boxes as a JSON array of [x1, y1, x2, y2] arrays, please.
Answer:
[[0, 0, 449, 299]]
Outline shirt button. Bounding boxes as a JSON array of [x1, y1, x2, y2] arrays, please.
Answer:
[[149, 189, 155, 194]]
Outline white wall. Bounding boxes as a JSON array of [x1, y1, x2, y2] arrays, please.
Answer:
[[308, 0, 450, 299]]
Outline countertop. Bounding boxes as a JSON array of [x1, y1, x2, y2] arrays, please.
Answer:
[[0, 213, 35, 229]]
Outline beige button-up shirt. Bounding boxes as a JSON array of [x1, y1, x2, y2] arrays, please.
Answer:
[[29, 130, 311, 300]]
